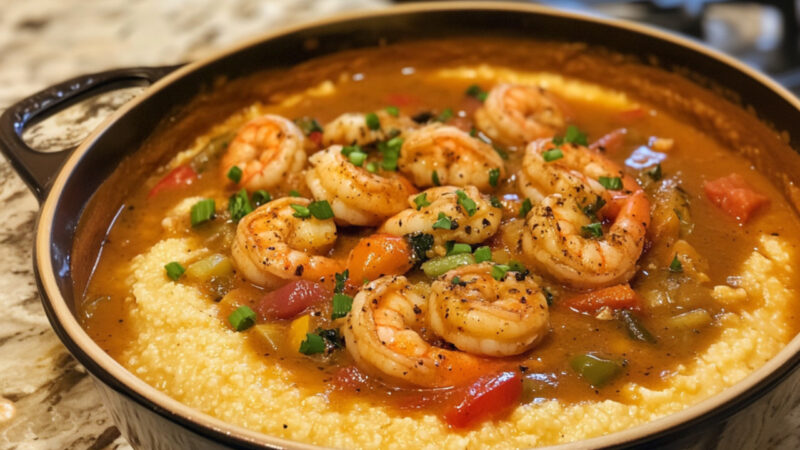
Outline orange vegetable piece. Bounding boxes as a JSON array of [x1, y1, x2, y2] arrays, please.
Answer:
[[703, 173, 769, 224], [346, 234, 414, 283], [564, 284, 642, 314]]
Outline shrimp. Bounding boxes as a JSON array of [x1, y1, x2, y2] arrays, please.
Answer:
[[231, 197, 344, 288], [322, 110, 417, 147], [474, 84, 565, 146], [379, 186, 501, 255], [521, 192, 650, 289], [342, 276, 492, 388], [428, 264, 549, 357], [398, 124, 506, 190], [305, 146, 418, 226], [220, 114, 307, 191], [518, 138, 634, 204]]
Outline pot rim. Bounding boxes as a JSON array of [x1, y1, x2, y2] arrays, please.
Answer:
[[34, 2, 800, 448]]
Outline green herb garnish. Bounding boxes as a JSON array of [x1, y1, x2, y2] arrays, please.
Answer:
[[365, 112, 380, 131], [228, 189, 253, 222], [288, 190, 301, 197], [190, 199, 215, 226], [598, 176, 623, 190], [490, 196, 503, 208], [489, 168, 500, 187], [164, 262, 185, 281], [564, 125, 588, 146], [291, 204, 311, 218], [228, 306, 257, 332], [456, 190, 477, 216], [385, 105, 400, 117], [436, 108, 454, 122], [465, 84, 488, 101], [446, 242, 472, 256], [332, 293, 354, 320], [432, 170, 441, 186], [542, 149, 563, 162], [227, 166, 243, 184], [413, 193, 431, 210], [669, 255, 683, 273], [519, 198, 532, 218], [251, 190, 271, 206], [491, 264, 510, 280], [581, 222, 603, 238], [308, 200, 334, 220], [407, 233, 434, 263], [378, 137, 403, 171], [334, 270, 349, 294], [473, 246, 492, 263], [294, 117, 323, 135], [348, 151, 367, 167], [432, 212, 453, 230], [647, 164, 663, 181], [298, 333, 325, 355]]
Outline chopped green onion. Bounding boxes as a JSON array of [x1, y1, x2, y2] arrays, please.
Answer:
[[488, 168, 500, 187], [519, 198, 532, 218], [552, 136, 565, 146], [228, 306, 257, 332], [348, 151, 367, 166], [669, 254, 683, 273], [341, 145, 361, 157], [432, 212, 453, 230], [451, 276, 462, 285], [490, 196, 503, 208], [647, 164, 663, 181], [617, 310, 657, 344], [289, 190, 301, 197], [291, 204, 311, 218], [334, 270, 349, 294], [385, 105, 400, 117], [436, 108, 454, 122], [432, 170, 441, 186], [493, 145, 509, 160], [421, 253, 475, 277], [599, 176, 623, 190], [491, 264, 510, 280], [252, 190, 271, 206], [365, 112, 381, 131], [582, 196, 607, 221], [508, 260, 528, 274], [190, 199, 215, 226], [414, 193, 431, 210], [294, 117, 323, 135], [332, 293, 353, 320], [298, 333, 325, 355], [465, 84, 488, 101], [473, 246, 492, 263], [228, 189, 254, 222], [447, 242, 472, 256], [542, 149, 563, 162], [543, 288, 554, 306], [469, 127, 478, 137], [581, 222, 603, 238], [570, 353, 622, 388], [308, 200, 334, 220], [407, 233, 434, 262], [378, 137, 403, 171], [366, 161, 378, 173], [227, 166, 243, 183], [456, 190, 477, 216], [564, 125, 588, 146], [164, 262, 185, 281]]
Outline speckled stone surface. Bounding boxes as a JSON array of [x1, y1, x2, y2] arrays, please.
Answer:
[[1, 1, 799, 449]]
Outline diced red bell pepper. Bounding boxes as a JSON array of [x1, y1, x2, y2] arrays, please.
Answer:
[[147, 165, 197, 198], [589, 128, 627, 154], [703, 173, 769, 224], [330, 365, 370, 392], [255, 280, 331, 320], [565, 284, 642, 314], [308, 131, 323, 148], [443, 371, 522, 429]]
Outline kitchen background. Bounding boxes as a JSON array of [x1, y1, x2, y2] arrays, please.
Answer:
[[1, 1, 800, 449]]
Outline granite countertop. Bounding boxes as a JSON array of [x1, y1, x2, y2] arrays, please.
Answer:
[[1, 1, 799, 449]]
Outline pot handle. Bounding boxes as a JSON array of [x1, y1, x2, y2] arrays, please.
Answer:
[[0, 65, 182, 200]]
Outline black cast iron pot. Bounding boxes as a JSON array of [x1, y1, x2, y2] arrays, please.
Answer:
[[2, 3, 800, 449]]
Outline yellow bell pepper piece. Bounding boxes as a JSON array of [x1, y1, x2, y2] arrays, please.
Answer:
[[287, 314, 311, 352]]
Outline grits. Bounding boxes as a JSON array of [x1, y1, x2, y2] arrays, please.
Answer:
[[120, 234, 795, 448]]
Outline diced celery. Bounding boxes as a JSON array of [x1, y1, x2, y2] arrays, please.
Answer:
[[570, 353, 622, 388], [669, 308, 712, 330], [185, 254, 234, 281], [252, 324, 282, 352], [421, 253, 475, 277]]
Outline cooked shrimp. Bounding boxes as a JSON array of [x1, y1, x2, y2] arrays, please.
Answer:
[[379, 186, 501, 254], [429, 264, 549, 357], [342, 276, 492, 388], [398, 124, 505, 190], [518, 139, 634, 204], [474, 84, 565, 146], [232, 197, 344, 288], [220, 114, 307, 191], [322, 110, 416, 147], [305, 146, 418, 226], [521, 192, 650, 288]]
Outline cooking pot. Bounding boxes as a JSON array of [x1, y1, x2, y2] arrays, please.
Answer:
[[2, 3, 800, 449]]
